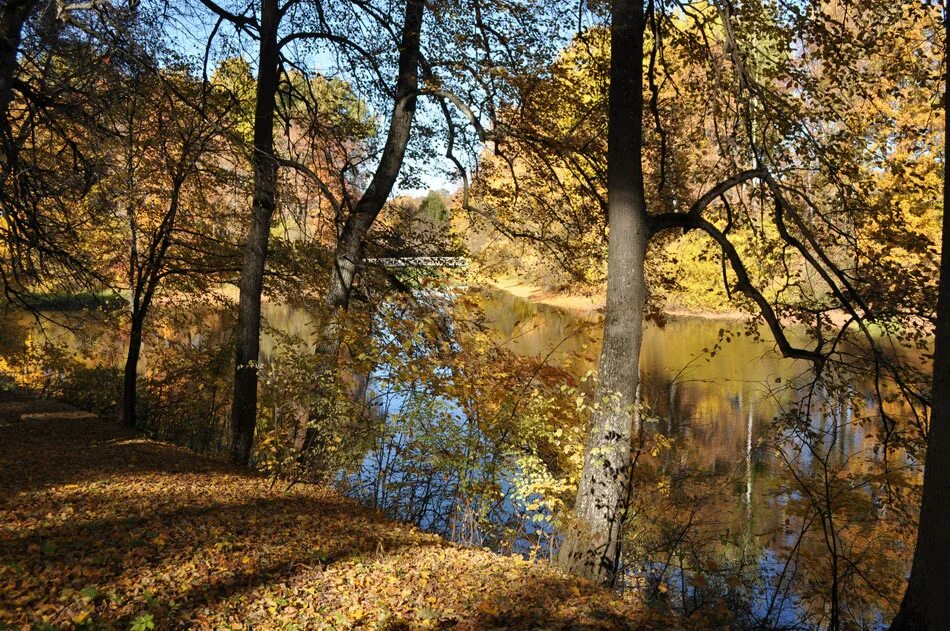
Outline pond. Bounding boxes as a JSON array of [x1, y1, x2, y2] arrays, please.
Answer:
[[0, 288, 913, 628], [345, 289, 910, 628]]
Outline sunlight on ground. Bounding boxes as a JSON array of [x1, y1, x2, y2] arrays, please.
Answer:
[[0, 398, 664, 630]]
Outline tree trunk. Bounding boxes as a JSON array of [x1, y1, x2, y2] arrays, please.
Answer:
[[0, 0, 34, 122], [295, 0, 424, 454], [889, 4, 950, 628], [0, 0, 35, 184], [230, 0, 280, 466], [122, 313, 144, 428], [557, 0, 648, 586]]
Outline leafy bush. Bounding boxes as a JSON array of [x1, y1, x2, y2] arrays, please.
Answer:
[[54, 365, 122, 417], [255, 331, 372, 482], [138, 336, 233, 454]]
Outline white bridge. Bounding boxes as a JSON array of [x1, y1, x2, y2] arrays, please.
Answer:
[[365, 256, 468, 269]]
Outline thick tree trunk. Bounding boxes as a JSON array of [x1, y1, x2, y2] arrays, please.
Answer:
[[230, 0, 280, 466], [0, 0, 34, 121], [557, 0, 648, 586], [295, 0, 424, 454], [889, 5, 950, 628], [122, 313, 144, 428], [0, 0, 35, 182]]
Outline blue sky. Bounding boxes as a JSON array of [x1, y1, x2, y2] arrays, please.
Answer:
[[158, 0, 462, 198]]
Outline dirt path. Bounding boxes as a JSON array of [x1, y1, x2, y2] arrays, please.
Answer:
[[0, 394, 661, 630]]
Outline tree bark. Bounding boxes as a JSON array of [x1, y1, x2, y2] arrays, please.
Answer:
[[230, 0, 280, 466], [889, 4, 950, 628], [0, 0, 35, 182], [295, 0, 424, 454], [0, 0, 34, 122], [557, 0, 648, 586], [122, 313, 144, 427]]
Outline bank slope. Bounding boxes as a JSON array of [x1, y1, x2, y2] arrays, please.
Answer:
[[0, 396, 664, 630]]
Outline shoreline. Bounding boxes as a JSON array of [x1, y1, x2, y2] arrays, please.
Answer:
[[487, 277, 751, 320]]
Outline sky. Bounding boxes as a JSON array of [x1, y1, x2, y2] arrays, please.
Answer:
[[157, 0, 463, 198]]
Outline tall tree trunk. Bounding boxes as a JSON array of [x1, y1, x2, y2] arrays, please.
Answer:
[[557, 0, 648, 586], [295, 0, 424, 454], [122, 312, 144, 427], [0, 0, 35, 182], [889, 4, 950, 628], [0, 0, 34, 122], [230, 0, 280, 466]]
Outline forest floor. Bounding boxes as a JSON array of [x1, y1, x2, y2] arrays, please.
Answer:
[[0, 394, 666, 630]]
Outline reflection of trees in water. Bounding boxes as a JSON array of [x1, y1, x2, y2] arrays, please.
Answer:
[[629, 356, 919, 627], [344, 294, 913, 627], [488, 303, 920, 627], [0, 292, 923, 628], [340, 292, 577, 556]]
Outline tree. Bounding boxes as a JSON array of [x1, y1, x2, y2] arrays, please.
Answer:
[[0, 1, 108, 300], [103, 70, 226, 428], [555, 0, 648, 585], [889, 3, 950, 627], [467, 0, 941, 592], [295, 0, 424, 456], [197, 0, 426, 466], [544, 0, 765, 586], [0, 2, 35, 125], [228, 0, 281, 465]]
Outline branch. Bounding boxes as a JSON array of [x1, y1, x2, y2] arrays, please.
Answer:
[[197, 0, 258, 29], [648, 168, 763, 234], [661, 211, 826, 365], [277, 31, 375, 65], [275, 156, 341, 213], [421, 88, 491, 141]]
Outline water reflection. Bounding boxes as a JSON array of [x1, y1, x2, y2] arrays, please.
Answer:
[[476, 290, 910, 628], [480, 289, 798, 476], [1, 289, 914, 628]]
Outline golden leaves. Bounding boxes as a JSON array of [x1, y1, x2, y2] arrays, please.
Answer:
[[0, 399, 658, 630]]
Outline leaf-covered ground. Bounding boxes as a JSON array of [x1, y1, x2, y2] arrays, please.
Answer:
[[0, 395, 664, 629]]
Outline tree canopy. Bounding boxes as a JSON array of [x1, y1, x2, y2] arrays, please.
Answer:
[[1, 1, 947, 629]]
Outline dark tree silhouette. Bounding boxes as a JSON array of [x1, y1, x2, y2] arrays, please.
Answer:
[[889, 3, 950, 628]]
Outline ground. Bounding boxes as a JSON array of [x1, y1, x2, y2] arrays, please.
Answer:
[[0, 395, 664, 630]]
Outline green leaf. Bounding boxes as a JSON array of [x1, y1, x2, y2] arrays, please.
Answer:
[[79, 586, 99, 601], [130, 613, 156, 631]]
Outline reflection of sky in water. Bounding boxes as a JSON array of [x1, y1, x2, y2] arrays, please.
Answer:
[[476, 289, 901, 628], [2, 289, 907, 628]]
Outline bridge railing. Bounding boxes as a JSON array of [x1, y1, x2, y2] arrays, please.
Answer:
[[364, 257, 469, 269]]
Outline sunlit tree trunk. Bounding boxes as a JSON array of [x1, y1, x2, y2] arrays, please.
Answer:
[[230, 0, 280, 466], [295, 0, 424, 454], [889, 4, 950, 628], [557, 0, 648, 585]]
